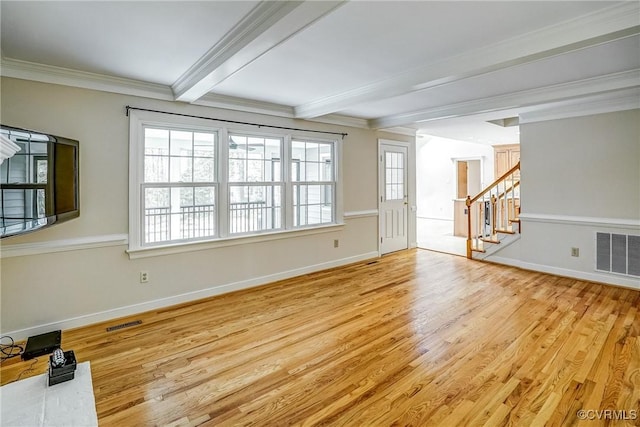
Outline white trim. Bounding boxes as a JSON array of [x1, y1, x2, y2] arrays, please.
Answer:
[[0, 57, 174, 100], [379, 127, 418, 137], [128, 109, 345, 255], [488, 256, 640, 290], [519, 87, 640, 124], [344, 209, 378, 219], [473, 233, 521, 260], [0, 234, 128, 258], [172, 1, 302, 101], [452, 156, 486, 198], [518, 213, 640, 229], [371, 70, 640, 129], [378, 139, 412, 255], [294, 2, 640, 119], [128, 223, 345, 260], [0, 58, 376, 131], [0, 134, 21, 164], [194, 93, 295, 117], [172, 1, 343, 102], [307, 114, 369, 129], [196, 99, 378, 131], [2, 251, 379, 340]]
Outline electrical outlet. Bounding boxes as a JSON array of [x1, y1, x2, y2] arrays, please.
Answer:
[[571, 247, 580, 257], [140, 271, 149, 283], [334, 239, 339, 248]]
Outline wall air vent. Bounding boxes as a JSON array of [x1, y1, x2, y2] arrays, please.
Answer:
[[596, 232, 640, 277]]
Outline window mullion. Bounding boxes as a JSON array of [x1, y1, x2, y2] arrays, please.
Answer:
[[219, 127, 229, 238], [284, 135, 292, 230]]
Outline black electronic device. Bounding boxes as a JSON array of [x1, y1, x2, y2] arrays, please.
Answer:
[[21, 330, 62, 360], [1, 124, 80, 239], [48, 349, 76, 386], [51, 348, 66, 367]]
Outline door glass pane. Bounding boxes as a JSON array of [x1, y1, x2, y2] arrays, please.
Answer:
[[385, 150, 404, 201]]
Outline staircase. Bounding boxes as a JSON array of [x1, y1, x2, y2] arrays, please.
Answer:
[[466, 162, 520, 259]]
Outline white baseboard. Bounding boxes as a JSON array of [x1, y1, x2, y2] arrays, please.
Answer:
[[3, 251, 379, 340], [488, 256, 640, 290]]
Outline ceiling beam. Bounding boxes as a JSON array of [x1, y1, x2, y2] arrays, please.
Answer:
[[294, 2, 640, 119], [369, 70, 640, 129], [172, 0, 344, 103]]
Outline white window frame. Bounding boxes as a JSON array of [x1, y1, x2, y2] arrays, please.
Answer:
[[128, 110, 344, 259], [290, 137, 337, 228], [227, 130, 285, 236]]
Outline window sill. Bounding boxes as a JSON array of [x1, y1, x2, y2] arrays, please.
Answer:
[[126, 223, 345, 259]]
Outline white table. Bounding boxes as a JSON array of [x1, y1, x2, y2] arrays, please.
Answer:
[[0, 361, 98, 427]]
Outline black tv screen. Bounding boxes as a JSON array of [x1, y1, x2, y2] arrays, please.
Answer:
[[0, 125, 79, 238]]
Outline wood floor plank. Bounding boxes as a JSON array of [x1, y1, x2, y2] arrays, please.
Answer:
[[2, 249, 639, 426]]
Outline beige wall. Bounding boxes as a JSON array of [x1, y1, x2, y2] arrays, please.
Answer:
[[521, 110, 640, 219], [0, 77, 414, 336], [491, 109, 640, 288]]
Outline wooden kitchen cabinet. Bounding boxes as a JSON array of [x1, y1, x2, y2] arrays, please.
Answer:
[[494, 144, 520, 178]]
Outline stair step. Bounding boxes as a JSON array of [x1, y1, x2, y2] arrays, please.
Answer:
[[481, 237, 500, 244], [509, 219, 521, 224], [495, 228, 516, 235], [471, 247, 486, 253]]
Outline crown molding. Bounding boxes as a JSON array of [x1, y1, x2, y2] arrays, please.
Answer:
[[519, 87, 640, 124], [370, 69, 640, 129], [294, 2, 640, 119], [307, 114, 369, 129], [193, 93, 295, 118], [0, 57, 375, 130], [172, 1, 344, 103], [377, 126, 418, 137], [192, 95, 374, 130], [0, 57, 174, 100]]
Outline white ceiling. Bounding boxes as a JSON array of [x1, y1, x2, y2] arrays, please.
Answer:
[[1, 1, 639, 145]]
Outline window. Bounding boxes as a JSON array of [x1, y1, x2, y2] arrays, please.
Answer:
[[142, 128, 217, 245], [384, 151, 404, 201], [228, 134, 282, 234], [291, 139, 334, 226], [129, 111, 342, 253]]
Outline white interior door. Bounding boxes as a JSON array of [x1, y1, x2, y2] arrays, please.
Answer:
[[380, 143, 408, 254]]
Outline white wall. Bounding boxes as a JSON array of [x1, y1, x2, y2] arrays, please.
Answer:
[[490, 109, 640, 289], [416, 135, 495, 220], [0, 77, 415, 337]]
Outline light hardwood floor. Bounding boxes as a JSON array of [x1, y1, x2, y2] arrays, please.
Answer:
[[2, 249, 639, 426]]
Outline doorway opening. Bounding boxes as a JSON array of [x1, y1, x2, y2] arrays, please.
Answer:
[[416, 135, 494, 256]]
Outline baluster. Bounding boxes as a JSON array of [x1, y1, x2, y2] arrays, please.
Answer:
[[475, 200, 480, 250], [501, 180, 507, 231], [510, 172, 515, 231], [490, 194, 496, 238], [483, 194, 487, 239]]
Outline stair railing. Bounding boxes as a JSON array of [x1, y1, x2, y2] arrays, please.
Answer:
[[465, 162, 520, 259]]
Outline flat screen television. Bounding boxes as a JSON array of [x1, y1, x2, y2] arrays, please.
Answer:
[[0, 124, 79, 238]]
